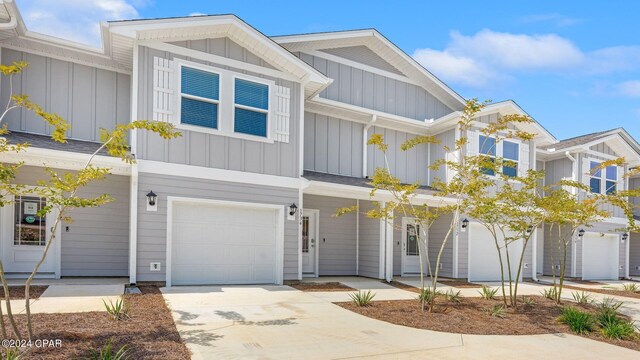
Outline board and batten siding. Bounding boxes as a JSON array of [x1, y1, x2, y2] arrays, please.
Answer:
[[630, 232, 640, 276], [1, 48, 130, 142], [12, 166, 130, 276], [430, 129, 455, 186], [136, 173, 299, 282], [543, 224, 573, 276], [429, 213, 454, 278], [631, 178, 640, 218], [136, 38, 301, 178], [358, 200, 381, 278], [367, 126, 429, 185], [303, 195, 357, 276], [296, 52, 453, 121]]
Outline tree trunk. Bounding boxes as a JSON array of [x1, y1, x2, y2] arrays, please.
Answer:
[[0, 261, 21, 340]]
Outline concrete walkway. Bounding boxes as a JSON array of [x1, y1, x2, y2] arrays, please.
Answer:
[[162, 284, 639, 359], [302, 276, 416, 302], [1, 278, 126, 314]]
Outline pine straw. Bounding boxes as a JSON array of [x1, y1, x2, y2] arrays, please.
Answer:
[[290, 282, 355, 292], [1, 286, 190, 359], [0, 286, 48, 300], [337, 296, 640, 352]]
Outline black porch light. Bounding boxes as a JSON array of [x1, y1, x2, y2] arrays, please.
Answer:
[[289, 203, 298, 216], [622, 233, 629, 241], [146, 190, 157, 206], [578, 229, 585, 238], [461, 218, 469, 229]]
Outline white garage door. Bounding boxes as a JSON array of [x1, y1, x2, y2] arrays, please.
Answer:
[[468, 224, 523, 282], [582, 233, 619, 280], [170, 201, 279, 285]]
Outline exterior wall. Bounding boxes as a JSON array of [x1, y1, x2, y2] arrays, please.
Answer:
[[12, 166, 130, 276], [630, 178, 640, 218], [320, 46, 403, 75], [631, 232, 640, 276], [367, 126, 429, 185], [135, 38, 301, 178], [543, 158, 573, 187], [303, 195, 357, 276], [304, 113, 364, 177], [429, 213, 454, 278], [1, 48, 131, 142], [576, 153, 625, 218], [393, 215, 402, 276], [430, 128, 455, 185], [296, 52, 453, 120], [136, 172, 299, 282], [358, 200, 381, 278], [543, 224, 573, 276]]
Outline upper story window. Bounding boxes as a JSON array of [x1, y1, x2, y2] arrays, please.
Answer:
[[502, 141, 519, 178], [180, 66, 220, 129], [479, 135, 496, 176], [590, 161, 618, 195], [478, 135, 521, 178], [234, 78, 269, 137]]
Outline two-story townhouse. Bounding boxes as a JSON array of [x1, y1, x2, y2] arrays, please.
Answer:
[[537, 128, 640, 280], [0, 1, 637, 285]]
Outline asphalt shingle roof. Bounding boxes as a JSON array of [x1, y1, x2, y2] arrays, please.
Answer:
[[541, 128, 621, 151], [0, 131, 111, 156], [303, 171, 436, 195]]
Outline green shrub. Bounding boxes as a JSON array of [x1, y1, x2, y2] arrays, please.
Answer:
[[89, 338, 129, 360], [488, 304, 506, 318], [444, 289, 462, 303], [541, 286, 558, 300], [4, 347, 21, 360], [521, 295, 536, 307], [478, 285, 498, 300], [103, 297, 130, 321], [622, 283, 639, 293], [349, 290, 376, 307], [418, 288, 441, 304], [572, 291, 592, 305], [600, 320, 637, 340], [598, 297, 623, 313], [558, 306, 595, 334]]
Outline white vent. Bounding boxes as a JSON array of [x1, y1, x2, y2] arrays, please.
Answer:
[[273, 84, 290, 143], [153, 57, 174, 123]]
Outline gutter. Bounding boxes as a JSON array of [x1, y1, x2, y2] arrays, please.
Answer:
[[362, 114, 377, 178]]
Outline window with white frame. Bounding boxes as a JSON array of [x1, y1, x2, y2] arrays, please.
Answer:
[[478, 135, 520, 178], [589, 161, 602, 194], [502, 140, 519, 178], [179, 66, 220, 129], [233, 78, 269, 137], [589, 161, 618, 194]]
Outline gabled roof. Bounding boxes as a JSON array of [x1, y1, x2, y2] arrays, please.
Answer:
[[540, 129, 613, 151], [0, 131, 110, 155], [272, 29, 467, 111]]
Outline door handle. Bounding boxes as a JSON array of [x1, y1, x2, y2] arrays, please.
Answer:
[[311, 239, 315, 247]]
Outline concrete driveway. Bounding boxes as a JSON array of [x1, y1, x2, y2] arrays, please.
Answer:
[[161, 285, 639, 360]]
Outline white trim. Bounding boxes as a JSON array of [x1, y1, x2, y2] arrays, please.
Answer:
[[625, 230, 630, 279], [580, 231, 620, 280], [297, 188, 303, 279], [572, 233, 578, 278], [137, 160, 302, 189], [299, 80, 308, 176], [129, 41, 139, 284], [165, 196, 285, 287], [356, 199, 360, 276], [301, 208, 320, 278], [378, 202, 386, 279], [385, 213, 394, 282]]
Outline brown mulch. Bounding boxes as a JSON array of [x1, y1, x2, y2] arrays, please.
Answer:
[[563, 284, 640, 300], [1, 286, 190, 360], [439, 280, 483, 288], [0, 286, 48, 300], [337, 296, 640, 352], [290, 282, 355, 292]]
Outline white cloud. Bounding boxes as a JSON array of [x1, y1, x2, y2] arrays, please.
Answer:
[[520, 13, 584, 27], [412, 29, 640, 89], [617, 80, 640, 97], [19, 0, 142, 47]]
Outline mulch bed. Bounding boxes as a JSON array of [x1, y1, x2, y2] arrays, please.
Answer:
[[439, 280, 483, 288], [290, 282, 355, 292], [1, 286, 190, 359], [0, 286, 48, 300], [563, 284, 640, 300], [337, 296, 640, 352]]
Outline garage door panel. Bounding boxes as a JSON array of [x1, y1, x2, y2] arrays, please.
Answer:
[[582, 234, 618, 280], [171, 201, 279, 285], [469, 224, 524, 282]]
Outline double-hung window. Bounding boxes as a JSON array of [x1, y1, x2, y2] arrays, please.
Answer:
[[479, 135, 496, 176], [589, 161, 602, 193], [233, 78, 269, 138], [589, 161, 618, 195], [180, 66, 220, 130], [502, 141, 519, 178], [605, 165, 618, 195]]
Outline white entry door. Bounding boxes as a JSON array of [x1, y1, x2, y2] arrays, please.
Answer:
[[301, 209, 318, 276], [402, 218, 428, 275], [0, 195, 58, 275], [582, 232, 619, 280]]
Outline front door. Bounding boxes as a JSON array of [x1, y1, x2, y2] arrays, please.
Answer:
[[1, 195, 58, 275], [402, 218, 427, 275], [301, 210, 318, 276]]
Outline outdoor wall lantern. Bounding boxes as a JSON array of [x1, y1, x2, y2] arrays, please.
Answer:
[[622, 233, 629, 242], [289, 203, 298, 216], [526, 226, 534, 234], [578, 229, 585, 238], [461, 218, 469, 229], [146, 191, 157, 206]]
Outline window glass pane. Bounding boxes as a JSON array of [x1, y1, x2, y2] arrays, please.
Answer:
[[605, 180, 617, 195], [590, 177, 601, 194], [503, 165, 518, 177], [480, 157, 495, 176], [234, 108, 267, 137], [606, 166, 617, 180], [503, 141, 519, 160], [590, 161, 601, 178], [406, 224, 420, 256], [181, 98, 218, 129], [14, 196, 46, 246], [235, 79, 269, 110], [181, 67, 219, 100], [479, 135, 496, 156], [302, 216, 309, 253]]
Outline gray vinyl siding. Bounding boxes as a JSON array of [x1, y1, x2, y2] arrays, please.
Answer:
[[522, 237, 533, 279], [1, 48, 130, 142], [136, 38, 301, 178], [358, 200, 381, 278], [304, 112, 364, 177], [543, 224, 573, 277], [630, 232, 640, 276], [136, 173, 299, 282], [12, 166, 129, 276], [296, 52, 453, 121], [320, 46, 404, 75], [367, 126, 429, 185], [544, 158, 573, 187], [393, 215, 402, 276], [429, 213, 454, 278], [590, 143, 618, 156], [629, 178, 640, 218], [430, 129, 455, 185], [303, 195, 357, 276]]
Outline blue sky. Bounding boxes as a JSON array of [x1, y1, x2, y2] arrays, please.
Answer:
[[17, 0, 640, 141]]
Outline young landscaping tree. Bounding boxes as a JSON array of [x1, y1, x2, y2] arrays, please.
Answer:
[[0, 61, 181, 341]]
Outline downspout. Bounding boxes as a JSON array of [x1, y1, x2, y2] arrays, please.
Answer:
[[531, 142, 539, 282], [565, 151, 578, 277], [362, 115, 377, 178], [356, 199, 360, 276]]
